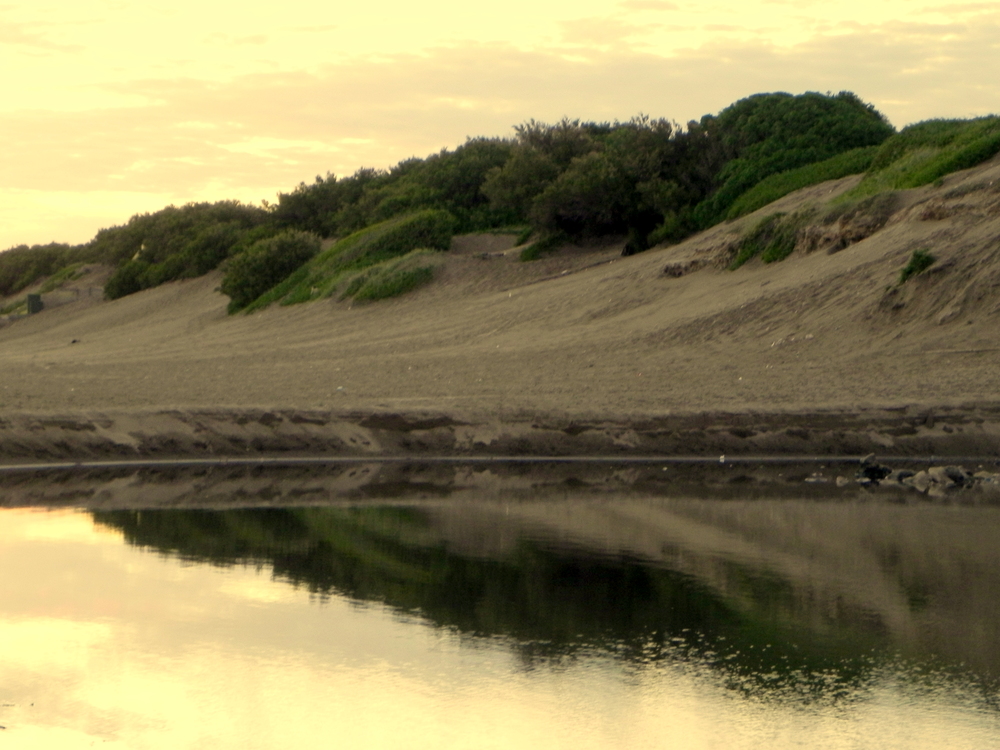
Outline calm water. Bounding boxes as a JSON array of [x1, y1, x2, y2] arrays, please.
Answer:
[[1, 463, 999, 748]]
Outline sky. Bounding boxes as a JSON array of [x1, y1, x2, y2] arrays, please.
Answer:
[[1, 0, 998, 250]]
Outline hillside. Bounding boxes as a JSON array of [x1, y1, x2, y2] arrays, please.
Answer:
[[1, 152, 999, 461]]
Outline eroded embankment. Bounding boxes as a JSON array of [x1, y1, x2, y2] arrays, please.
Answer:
[[2, 404, 1000, 465]]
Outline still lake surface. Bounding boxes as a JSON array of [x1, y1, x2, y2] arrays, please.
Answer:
[[1, 461, 999, 749]]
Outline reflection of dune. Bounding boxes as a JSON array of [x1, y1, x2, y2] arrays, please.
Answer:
[[419, 498, 1000, 676], [9, 461, 1000, 677]]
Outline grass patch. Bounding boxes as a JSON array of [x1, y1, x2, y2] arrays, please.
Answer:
[[38, 263, 87, 293], [519, 233, 565, 261], [339, 250, 441, 302], [821, 191, 899, 226], [846, 117, 1000, 200], [899, 248, 935, 283], [515, 226, 534, 246], [0, 298, 27, 315], [729, 213, 809, 269], [726, 147, 879, 220], [242, 209, 455, 312]]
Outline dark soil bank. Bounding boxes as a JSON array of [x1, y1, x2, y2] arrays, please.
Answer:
[[2, 404, 999, 464]]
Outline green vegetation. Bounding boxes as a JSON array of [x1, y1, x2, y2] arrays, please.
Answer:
[[729, 212, 811, 269], [239, 210, 455, 312], [519, 233, 566, 261], [38, 263, 87, 293], [272, 138, 513, 237], [899, 248, 936, 283], [726, 146, 879, 219], [5, 91, 1000, 306], [691, 92, 893, 229], [0, 242, 84, 298], [220, 230, 321, 313], [340, 249, 441, 301], [848, 117, 1000, 199], [0, 298, 27, 315], [102, 202, 272, 300]]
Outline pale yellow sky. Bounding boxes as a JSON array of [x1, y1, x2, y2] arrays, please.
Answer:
[[1, 0, 998, 249]]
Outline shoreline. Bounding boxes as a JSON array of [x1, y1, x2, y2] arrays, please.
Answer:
[[3, 403, 999, 464]]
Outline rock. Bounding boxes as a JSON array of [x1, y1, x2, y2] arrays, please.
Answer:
[[885, 469, 916, 485], [906, 470, 932, 492], [856, 464, 892, 483], [927, 465, 972, 487]]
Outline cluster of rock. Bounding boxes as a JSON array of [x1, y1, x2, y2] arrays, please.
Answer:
[[848, 458, 1000, 495]]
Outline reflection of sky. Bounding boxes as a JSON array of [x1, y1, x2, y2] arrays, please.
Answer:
[[1, 508, 998, 749]]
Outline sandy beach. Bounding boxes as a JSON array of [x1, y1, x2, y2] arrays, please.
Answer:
[[2, 160, 1000, 462]]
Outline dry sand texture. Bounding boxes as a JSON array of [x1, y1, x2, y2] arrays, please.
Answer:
[[1, 156, 1000, 460]]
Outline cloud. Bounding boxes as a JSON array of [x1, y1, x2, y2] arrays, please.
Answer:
[[2, 12, 999, 247], [0, 21, 82, 52], [619, 1, 679, 10], [559, 17, 650, 48]]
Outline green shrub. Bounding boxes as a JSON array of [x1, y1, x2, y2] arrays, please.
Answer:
[[899, 248, 935, 283], [693, 92, 894, 228], [821, 191, 899, 228], [221, 230, 321, 313]]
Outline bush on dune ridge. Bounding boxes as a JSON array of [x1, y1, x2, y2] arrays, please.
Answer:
[[847, 117, 1000, 198], [9, 92, 1000, 305], [725, 147, 880, 220]]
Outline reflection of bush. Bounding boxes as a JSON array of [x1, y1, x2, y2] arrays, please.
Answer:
[[92, 505, 887, 693]]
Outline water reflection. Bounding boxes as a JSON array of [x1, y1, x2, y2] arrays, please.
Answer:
[[89, 500, 1000, 695], [1, 464, 1000, 747]]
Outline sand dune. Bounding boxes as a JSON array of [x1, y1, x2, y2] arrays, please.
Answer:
[[2, 157, 999, 460]]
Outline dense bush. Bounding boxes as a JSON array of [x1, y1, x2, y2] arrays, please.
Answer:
[[100, 201, 272, 300], [691, 92, 894, 228], [19, 91, 1000, 301], [272, 139, 512, 237], [220, 230, 321, 313], [0, 242, 84, 297], [260, 93, 893, 257]]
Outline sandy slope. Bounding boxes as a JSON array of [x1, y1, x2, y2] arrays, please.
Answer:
[[1, 156, 1000, 459]]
